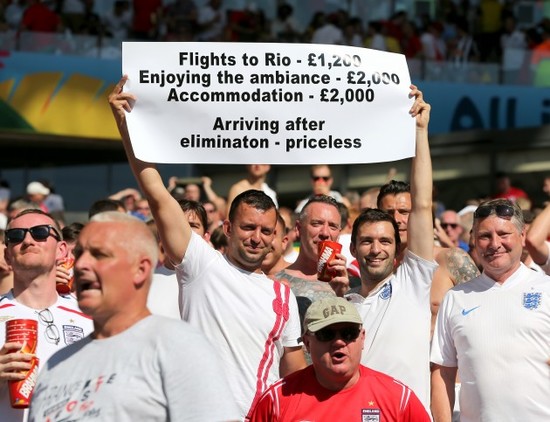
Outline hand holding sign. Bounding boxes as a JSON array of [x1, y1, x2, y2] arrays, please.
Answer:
[[122, 42, 416, 165]]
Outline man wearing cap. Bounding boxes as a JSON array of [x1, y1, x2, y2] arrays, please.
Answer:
[[25, 182, 50, 213], [431, 198, 550, 421], [248, 297, 430, 421]]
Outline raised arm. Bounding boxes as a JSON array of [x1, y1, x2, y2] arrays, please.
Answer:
[[109, 76, 192, 264], [201, 176, 227, 217], [407, 85, 434, 260], [525, 202, 550, 265], [108, 187, 142, 202], [226, 182, 245, 216]]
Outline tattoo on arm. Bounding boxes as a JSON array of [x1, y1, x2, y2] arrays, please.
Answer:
[[446, 248, 480, 285]]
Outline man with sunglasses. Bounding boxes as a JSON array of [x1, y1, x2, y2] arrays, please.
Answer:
[[0, 230, 13, 295], [0, 209, 93, 422], [248, 297, 430, 421], [431, 199, 550, 421], [294, 165, 348, 213], [439, 210, 468, 251]]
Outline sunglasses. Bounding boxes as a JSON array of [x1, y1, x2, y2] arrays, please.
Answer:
[[473, 204, 515, 219], [37, 308, 60, 345], [441, 223, 459, 229], [312, 176, 331, 182], [5, 225, 61, 245], [310, 325, 361, 342]]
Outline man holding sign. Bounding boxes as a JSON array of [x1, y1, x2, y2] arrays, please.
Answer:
[[345, 86, 437, 413], [109, 75, 306, 419]]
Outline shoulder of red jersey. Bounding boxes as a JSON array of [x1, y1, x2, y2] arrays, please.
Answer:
[[359, 365, 415, 410]]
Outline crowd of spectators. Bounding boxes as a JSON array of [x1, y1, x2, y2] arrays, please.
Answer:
[[1, 81, 549, 418], [0, 1, 549, 83]]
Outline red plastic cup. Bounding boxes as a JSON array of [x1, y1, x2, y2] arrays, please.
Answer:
[[317, 241, 342, 282], [6, 319, 37, 352], [5, 319, 39, 408], [56, 257, 75, 294]]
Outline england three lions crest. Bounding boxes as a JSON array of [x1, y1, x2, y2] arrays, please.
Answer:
[[523, 292, 542, 310]]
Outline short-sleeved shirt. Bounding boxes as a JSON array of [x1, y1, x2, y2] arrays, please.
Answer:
[[175, 232, 302, 418], [431, 264, 550, 421], [346, 250, 437, 412], [29, 316, 240, 421], [249, 365, 430, 421], [0, 292, 93, 422]]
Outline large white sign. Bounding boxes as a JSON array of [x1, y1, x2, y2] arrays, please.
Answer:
[[122, 42, 415, 164]]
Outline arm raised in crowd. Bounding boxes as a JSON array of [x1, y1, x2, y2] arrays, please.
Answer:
[[201, 176, 227, 217], [109, 75, 191, 265], [407, 85, 434, 261], [525, 202, 550, 266]]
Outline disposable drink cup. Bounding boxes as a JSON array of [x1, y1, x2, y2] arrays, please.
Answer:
[[317, 241, 342, 282], [5, 319, 38, 408], [8, 357, 39, 408], [6, 319, 37, 351], [56, 257, 75, 294]]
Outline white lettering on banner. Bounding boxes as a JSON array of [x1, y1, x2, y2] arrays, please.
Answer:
[[122, 42, 416, 164]]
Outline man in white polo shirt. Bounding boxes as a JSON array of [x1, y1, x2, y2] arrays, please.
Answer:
[[431, 199, 550, 421]]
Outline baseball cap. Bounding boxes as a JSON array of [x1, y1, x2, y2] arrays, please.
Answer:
[[303, 297, 362, 333], [26, 181, 50, 196], [457, 204, 477, 217]]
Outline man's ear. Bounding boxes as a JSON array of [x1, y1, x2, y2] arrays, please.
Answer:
[[56, 241, 68, 263], [4, 246, 12, 266], [223, 220, 231, 238], [135, 256, 153, 288], [281, 235, 289, 251], [350, 241, 357, 258], [295, 220, 302, 237], [302, 333, 311, 353]]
